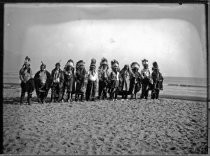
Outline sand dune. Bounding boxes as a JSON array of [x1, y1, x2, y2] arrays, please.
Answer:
[[3, 96, 207, 154]]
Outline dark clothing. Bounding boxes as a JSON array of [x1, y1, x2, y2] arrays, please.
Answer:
[[119, 69, 132, 99], [129, 71, 142, 99], [51, 68, 64, 102], [140, 78, 151, 99], [63, 67, 75, 101], [86, 80, 97, 101], [75, 67, 86, 101], [98, 68, 109, 99], [151, 70, 163, 99], [109, 71, 120, 99], [140, 68, 151, 99], [34, 70, 52, 103]]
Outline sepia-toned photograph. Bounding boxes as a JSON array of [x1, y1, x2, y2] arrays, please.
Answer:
[[3, 3, 208, 155]]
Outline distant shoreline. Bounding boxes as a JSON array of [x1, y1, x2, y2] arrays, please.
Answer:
[[3, 82, 208, 102], [3, 82, 207, 88]]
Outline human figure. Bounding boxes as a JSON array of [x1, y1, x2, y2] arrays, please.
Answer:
[[86, 58, 98, 101], [140, 59, 151, 99], [75, 60, 86, 102], [120, 65, 131, 99], [151, 61, 164, 99], [63, 59, 75, 102], [130, 62, 142, 99], [19, 56, 34, 105], [109, 59, 121, 100], [50, 62, 64, 102], [98, 58, 109, 100], [34, 62, 52, 104]]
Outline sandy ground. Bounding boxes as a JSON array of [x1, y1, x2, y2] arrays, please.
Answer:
[[3, 85, 208, 154]]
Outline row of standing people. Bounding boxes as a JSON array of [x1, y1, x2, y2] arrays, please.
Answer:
[[19, 56, 163, 105]]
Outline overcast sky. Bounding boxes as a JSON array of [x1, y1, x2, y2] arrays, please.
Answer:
[[4, 3, 206, 77]]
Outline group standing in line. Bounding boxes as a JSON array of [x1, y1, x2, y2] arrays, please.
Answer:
[[19, 56, 164, 105]]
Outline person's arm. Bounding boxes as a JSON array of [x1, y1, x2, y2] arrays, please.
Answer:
[[19, 69, 24, 82], [29, 68, 33, 78]]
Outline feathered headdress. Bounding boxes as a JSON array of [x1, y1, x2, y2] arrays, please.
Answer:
[[142, 59, 148, 65], [131, 62, 140, 70], [40, 61, 46, 69], [76, 60, 85, 70], [90, 58, 96, 69], [99, 57, 109, 70], [66, 59, 74, 67]]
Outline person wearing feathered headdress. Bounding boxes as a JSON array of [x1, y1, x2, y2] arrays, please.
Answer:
[[50, 62, 64, 103], [62, 59, 75, 102], [129, 62, 142, 99], [119, 64, 132, 100], [140, 59, 151, 99], [75, 60, 86, 102], [34, 61, 51, 103], [151, 61, 164, 99], [109, 59, 121, 100], [86, 58, 98, 101], [19, 56, 34, 105], [98, 57, 109, 100]]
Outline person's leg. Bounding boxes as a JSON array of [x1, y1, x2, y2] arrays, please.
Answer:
[[20, 82, 26, 104], [115, 88, 118, 100], [156, 89, 160, 99], [27, 91, 32, 105], [125, 91, 128, 99], [50, 84, 55, 102], [86, 81, 91, 101], [81, 92, 85, 102], [98, 81, 103, 100], [58, 83, 64, 102], [140, 83, 146, 99], [92, 81, 97, 101], [145, 82, 149, 99]]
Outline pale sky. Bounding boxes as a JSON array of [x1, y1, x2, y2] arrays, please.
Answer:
[[4, 3, 207, 77]]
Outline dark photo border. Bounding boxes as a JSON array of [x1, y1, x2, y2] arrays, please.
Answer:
[[0, 0, 209, 155]]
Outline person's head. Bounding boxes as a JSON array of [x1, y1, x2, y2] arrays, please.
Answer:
[[152, 61, 158, 71], [124, 64, 129, 71], [132, 67, 138, 72], [102, 64, 108, 70], [90, 65, 96, 71], [90, 58, 96, 71], [40, 64, 46, 71], [77, 60, 85, 70], [55, 62, 60, 70], [142, 59, 148, 68], [67, 59, 74, 67], [131, 62, 140, 72], [112, 63, 119, 72], [100, 58, 108, 70], [111, 59, 119, 72], [66, 65, 72, 71]]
